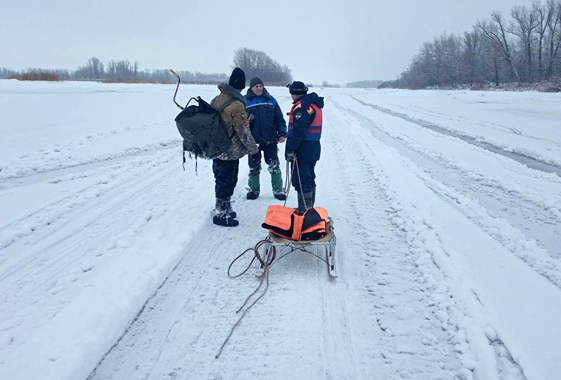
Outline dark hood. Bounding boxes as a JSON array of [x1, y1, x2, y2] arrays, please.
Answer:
[[294, 92, 324, 108], [218, 83, 247, 105], [245, 87, 270, 101]]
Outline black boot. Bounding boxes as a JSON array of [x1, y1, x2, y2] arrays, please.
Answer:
[[273, 192, 287, 201], [226, 200, 237, 219], [215, 198, 236, 218], [247, 191, 260, 200], [296, 191, 314, 215], [213, 198, 239, 227]]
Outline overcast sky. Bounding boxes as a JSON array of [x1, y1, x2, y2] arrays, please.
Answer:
[[1, 0, 532, 85]]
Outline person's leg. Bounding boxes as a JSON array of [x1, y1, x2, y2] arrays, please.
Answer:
[[212, 159, 240, 226], [264, 143, 286, 200], [292, 160, 314, 214], [309, 160, 317, 207], [247, 147, 262, 200]]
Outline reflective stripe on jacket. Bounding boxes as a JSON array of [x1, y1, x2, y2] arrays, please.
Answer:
[[287, 102, 323, 141]]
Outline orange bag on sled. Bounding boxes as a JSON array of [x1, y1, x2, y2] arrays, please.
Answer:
[[262, 205, 329, 241]]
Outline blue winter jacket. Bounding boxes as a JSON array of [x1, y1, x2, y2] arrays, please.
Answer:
[[245, 88, 287, 144]]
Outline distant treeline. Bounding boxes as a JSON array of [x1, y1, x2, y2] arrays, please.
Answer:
[[347, 80, 384, 88], [1, 48, 293, 85], [0, 58, 228, 83], [379, 0, 561, 90]]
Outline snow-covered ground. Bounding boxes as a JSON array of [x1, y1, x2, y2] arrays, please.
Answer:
[[1, 80, 560, 380]]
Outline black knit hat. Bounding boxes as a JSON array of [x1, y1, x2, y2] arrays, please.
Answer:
[[229, 67, 246, 90], [250, 77, 264, 89], [288, 81, 308, 95]]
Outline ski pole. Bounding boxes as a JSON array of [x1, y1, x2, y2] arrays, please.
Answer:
[[169, 69, 184, 110]]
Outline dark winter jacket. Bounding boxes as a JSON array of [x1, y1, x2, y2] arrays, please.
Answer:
[[211, 83, 258, 161], [286, 92, 324, 162], [245, 88, 287, 144]]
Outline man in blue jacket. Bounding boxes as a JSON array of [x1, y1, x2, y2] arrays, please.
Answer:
[[245, 77, 288, 200]]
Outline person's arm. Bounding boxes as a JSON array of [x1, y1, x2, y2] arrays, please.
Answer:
[[285, 104, 312, 154], [231, 102, 258, 154], [272, 97, 287, 141]]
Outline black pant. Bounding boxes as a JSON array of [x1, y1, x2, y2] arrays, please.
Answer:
[[248, 143, 280, 175], [213, 159, 239, 199], [291, 159, 316, 193]]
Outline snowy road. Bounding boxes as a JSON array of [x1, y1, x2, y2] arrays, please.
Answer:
[[1, 81, 560, 380]]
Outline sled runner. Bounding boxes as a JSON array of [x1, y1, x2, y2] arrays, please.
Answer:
[[256, 215, 338, 279]]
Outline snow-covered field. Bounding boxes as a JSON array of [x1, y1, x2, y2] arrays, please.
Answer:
[[1, 80, 560, 380]]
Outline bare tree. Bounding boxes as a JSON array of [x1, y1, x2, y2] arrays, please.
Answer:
[[232, 48, 292, 84], [134, 61, 140, 78], [510, 5, 540, 80], [87, 57, 104, 79], [106, 60, 116, 79], [463, 30, 483, 86], [546, 0, 561, 76], [534, 1, 551, 77], [477, 12, 521, 84]]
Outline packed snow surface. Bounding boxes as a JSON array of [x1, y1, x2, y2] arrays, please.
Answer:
[[1, 80, 560, 380]]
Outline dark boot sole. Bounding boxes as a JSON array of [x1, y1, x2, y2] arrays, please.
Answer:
[[273, 193, 287, 201], [213, 215, 239, 227], [247, 192, 260, 200]]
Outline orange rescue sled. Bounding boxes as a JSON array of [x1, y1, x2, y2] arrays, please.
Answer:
[[258, 205, 337, 278]]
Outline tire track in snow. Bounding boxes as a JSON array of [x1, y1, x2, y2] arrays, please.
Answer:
[[0, 140, 178, 191], [325, 99, 526, 380], [402, 104, 522, 135], [321, 104, 467, 379], [0, 149, 179, 249], [331, 98, 561, 288], [0, 150, 186, 363], [350, 96, 561, 177]]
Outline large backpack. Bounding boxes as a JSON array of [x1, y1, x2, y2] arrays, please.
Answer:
[[174, 96, 235, 160]]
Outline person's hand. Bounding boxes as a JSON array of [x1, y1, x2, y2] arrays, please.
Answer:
[[278, 136, 286, 143], [286, 152, 296, 162]]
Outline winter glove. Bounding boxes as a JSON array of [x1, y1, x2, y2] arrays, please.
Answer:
[[286, 152, 296, 162]]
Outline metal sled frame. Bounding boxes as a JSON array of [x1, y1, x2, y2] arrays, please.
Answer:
[[257, 226, 338, 279]]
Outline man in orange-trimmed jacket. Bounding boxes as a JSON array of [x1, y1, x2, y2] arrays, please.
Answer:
[[285, 81, 324, 214]]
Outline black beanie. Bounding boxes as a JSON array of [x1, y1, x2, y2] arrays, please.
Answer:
[[250, 77, 264, 89], [288, 81, 308, 95], [229, 67, 246, 90]]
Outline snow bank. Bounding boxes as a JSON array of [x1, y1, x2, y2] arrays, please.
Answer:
[[364, 131, 561, 380]]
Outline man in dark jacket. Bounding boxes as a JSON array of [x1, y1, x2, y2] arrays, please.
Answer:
[[210, 67, 259, 227], [245, 77, 288, 200], [285, 81, 324, 214]]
